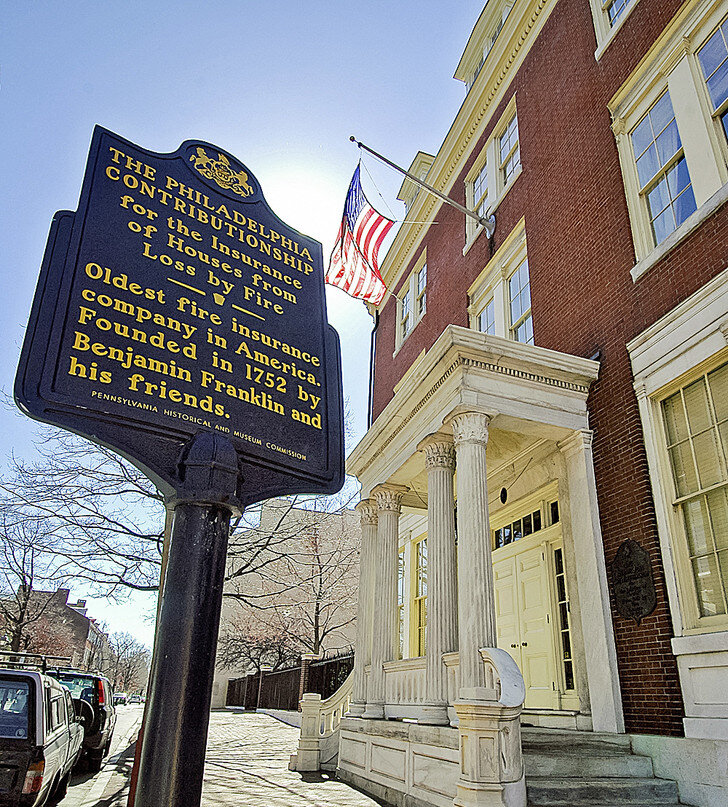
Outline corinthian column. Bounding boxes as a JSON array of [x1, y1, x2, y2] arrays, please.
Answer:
[[348, 499, 377, 716], [448, 410, 496, 697], [418, 433, 458, 724], [363, 483, 407, 719]]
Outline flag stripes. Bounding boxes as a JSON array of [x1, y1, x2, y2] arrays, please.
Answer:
[[326, 166, 394, 305]]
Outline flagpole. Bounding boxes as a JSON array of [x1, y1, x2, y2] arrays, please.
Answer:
[[350, 136, 495, 237]]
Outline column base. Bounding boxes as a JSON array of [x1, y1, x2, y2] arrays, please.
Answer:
[[346, 701, 366, 717], [453, 698, 526, 807], [454, 776, 526, 807], [417, 704, 451, 725], [361, 702, 385, 719]]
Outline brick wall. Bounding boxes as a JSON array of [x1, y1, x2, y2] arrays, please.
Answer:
[[369, 0, 726, 735]]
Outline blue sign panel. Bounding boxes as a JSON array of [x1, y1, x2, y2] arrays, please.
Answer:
[[16, 127, 344, 502]]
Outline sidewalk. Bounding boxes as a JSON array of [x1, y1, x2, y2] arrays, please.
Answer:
[[84, 711, 382, 806]]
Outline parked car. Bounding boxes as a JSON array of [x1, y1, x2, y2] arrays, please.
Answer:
[[46, 670, 116, 772], [128, 694, 141, 704], [0, 669, 84, 806], [112, 693, 127, 706]]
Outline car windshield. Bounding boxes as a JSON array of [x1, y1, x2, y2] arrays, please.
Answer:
[[53, 674, 94, 703], [0, 678, 30, 740]]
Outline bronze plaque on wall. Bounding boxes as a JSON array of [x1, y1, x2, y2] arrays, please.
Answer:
[[611, 539, 657, 624]]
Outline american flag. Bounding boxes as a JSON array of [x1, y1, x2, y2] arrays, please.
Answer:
[[326, 166, 394, 305]]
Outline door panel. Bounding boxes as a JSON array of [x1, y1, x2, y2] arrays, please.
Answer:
[[494, 557, 522, 668], [494, 543, 559, 709]]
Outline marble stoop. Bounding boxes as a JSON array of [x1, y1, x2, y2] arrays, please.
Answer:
[[523, 728, 680, 807]]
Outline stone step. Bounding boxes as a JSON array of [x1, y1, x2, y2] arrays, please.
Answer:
[[526, 776, 679, 805], [522, 727, 632, 753], [525, 750, 654, 779]]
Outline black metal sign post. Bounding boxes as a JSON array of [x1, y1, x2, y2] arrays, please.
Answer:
[[15, 127, 344, 806]]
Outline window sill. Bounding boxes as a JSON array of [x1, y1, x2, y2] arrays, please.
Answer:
[[631, 181, 728, 283], [462, 166, 523, 257], [594, 0, 642, 61]]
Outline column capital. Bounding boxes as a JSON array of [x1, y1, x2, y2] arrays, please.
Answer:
[[355, 498, 378, 526], [558, 428, 594, 458], [372, 483, 408, 513], [418, 432, 455, 470], [446, 409, 491, 448]]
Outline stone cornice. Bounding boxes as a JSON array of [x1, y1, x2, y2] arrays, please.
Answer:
[[347, 326, 599, 480], [378, 0, 556, 296]]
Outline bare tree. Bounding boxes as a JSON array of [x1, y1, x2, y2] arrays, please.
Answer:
[[222, 500, 360, 659], [216, 613, 300, 673], [0, 422, 360, 600], [0, 518, 75, 652], [105, 632, 150, 692]]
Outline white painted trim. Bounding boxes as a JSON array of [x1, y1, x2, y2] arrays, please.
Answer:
[[631, 182, 728, 282]]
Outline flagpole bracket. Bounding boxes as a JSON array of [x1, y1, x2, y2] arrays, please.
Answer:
[[479, 214, 496, 239]]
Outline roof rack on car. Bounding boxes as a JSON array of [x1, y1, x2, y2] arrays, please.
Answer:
[[0, 651, 72, 674]]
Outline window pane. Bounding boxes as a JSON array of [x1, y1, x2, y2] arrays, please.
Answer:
[[669, 441, 699, 497], [631, 115, 654, 160], [683, 497, 714, 556], [708, 364, 728, 422], [663, 394, 688, 444], [692, 554, 726, 616], [698, 27, 728, 82], [693, 430, 724, 488], [607, 0, 632, 26], [512, 519, 522, 542], [655, 120, 681, 166], [651, 205, 676, 245], [514, 315, 533, 344], [674, 186, 697, 228], [0, 681, 30, 739], [636, 144, 660, 188], [684, 379, 712, 435], [479, 299, 496, 335], [523, 513, 533, 536], [556, 574, 566, 601], [647, 180, 671, 218], [533, 510, 542, 531], [707, 60, 728, 112], [651, 91, 675, 134], [665, 157, 691, 198], [707, 487, 728, 551]]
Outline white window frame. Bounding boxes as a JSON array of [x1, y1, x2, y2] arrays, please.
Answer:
[[609, 0, 728, 280], [464, 96, 522, 251], [628, 266, 728, 637], [394, 251, 428, 353], [468, 218, 531, 342], [590, 0, 642, 60]]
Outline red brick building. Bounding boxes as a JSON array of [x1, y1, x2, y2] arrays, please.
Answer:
[[339, 1, 728, 804]]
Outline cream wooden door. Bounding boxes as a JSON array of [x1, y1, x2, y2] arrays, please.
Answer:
[[494, 543, 559, 709]]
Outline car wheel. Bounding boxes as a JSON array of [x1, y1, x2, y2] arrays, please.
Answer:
[[87, 752, 104, 773]]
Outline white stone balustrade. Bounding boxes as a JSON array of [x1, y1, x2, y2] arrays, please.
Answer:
[[290, 671, 353, 772]]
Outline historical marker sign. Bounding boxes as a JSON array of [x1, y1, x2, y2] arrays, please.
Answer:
[[16, 127, 344, 503]]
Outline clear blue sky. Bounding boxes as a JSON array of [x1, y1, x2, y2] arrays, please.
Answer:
[[1, 1, 485, 644]]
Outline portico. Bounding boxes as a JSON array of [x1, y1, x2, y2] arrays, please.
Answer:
[[339, 326, 623, 807]]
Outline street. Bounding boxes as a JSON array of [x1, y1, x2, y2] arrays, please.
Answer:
[[63, 703, 144, 807], [61, 709, 382, 807]]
